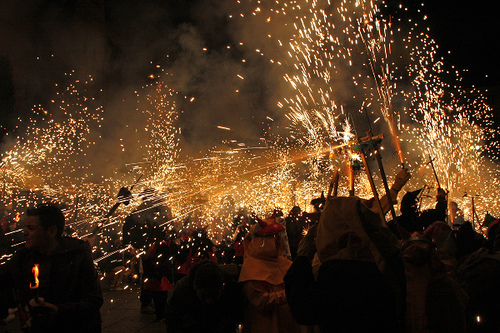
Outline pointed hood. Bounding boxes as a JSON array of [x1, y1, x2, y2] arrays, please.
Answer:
[[400, 188, 423, 215], [316, 196, 401, 267], [315, 196, 406, 313], [238, 216, 291, 285]]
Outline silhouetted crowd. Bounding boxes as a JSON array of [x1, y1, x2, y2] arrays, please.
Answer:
[[1, 173, 500, 332]]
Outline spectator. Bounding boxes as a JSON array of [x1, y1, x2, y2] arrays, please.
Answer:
[[0, 204, 103, 332], [285, 206, 306, 260], [457, 222, 500, 332], [166, 260, 243, 333], [400, 225, 467, 332]]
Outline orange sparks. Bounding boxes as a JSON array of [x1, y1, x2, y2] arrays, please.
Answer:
[[30, 264, 39, 289]]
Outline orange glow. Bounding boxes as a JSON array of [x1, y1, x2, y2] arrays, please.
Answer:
[[388, 120, 404, 165], [348, 163, 354, 194], [30, 264, 39, 289]]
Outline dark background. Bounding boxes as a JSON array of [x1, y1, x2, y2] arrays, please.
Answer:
[[424, 0, 500, 118]]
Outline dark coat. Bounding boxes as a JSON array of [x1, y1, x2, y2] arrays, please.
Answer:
[[284, 256, 400, 333], [166, 263, 243, 333], [0, 237, 103, 332]]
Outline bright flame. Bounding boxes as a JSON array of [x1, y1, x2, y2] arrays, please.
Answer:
[[30, 264, 39, 289]]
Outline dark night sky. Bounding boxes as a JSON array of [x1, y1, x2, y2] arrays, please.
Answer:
[[1, 0, 499, 153], [424, 0, 499, 88], [424, 0, 500, 127]]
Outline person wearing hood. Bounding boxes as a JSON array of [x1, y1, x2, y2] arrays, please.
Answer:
[[400, 225, 467, 333], [284, 196, 406, 332], [238, 216, 300, 333], [166, 260, 243, 333], [391, 187, 447, 236], [456, 220, 500, 332], [0, 204, 103, 332]]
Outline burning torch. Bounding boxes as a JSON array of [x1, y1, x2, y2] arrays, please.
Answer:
[[30, 264, 40, 303]]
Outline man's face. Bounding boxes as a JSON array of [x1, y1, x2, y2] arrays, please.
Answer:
[[23, 216, 51, 251]]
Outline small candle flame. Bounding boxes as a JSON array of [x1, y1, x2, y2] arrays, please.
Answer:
[[30, 264, 39, 289]]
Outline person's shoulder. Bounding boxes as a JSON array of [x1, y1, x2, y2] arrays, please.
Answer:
[[58, 236, 92, 253]]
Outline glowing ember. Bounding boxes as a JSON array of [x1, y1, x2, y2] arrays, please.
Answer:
[[30, 264, 39, 289]]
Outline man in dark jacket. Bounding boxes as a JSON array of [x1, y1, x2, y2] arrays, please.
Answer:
[[0, 204, 103, 332]]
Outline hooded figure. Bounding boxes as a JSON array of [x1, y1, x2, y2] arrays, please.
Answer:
[[238, 217, 300, 333], [166, 260, 244, 333], [424, 221, 459, 279], [400, 226, 467, 333], [284, 196, 406, 332], [457, 240, 500, 332]]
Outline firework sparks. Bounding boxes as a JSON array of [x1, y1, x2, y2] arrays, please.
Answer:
[[1, 0, 499, 266]]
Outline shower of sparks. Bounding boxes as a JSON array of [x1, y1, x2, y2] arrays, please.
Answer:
[[1, 0, 499, 268], [230, 0, 500, 227]]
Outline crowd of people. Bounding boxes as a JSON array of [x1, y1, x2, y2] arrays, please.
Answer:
[[1, 168, 500, 332]]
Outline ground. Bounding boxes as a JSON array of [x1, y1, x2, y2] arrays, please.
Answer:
[[0, 284, 165, 333]]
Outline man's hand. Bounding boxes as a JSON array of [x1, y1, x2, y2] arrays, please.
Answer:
[[1, 308, 17, 324], [391, 168, 411, 192], [29, 297, 58, 318]]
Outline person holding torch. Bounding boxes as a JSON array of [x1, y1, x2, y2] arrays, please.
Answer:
[[0, 204, 103, 332]]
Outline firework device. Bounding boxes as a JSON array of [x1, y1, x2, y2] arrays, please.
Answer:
[[351, 133, 393, 227]]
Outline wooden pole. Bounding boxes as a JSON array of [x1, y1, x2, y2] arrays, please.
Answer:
[[359, 149, 387, 227], [327, 168, 340, 199], [374, 149, 398, 224], [429, 155, 441, 189], [349, 163, 355, 197]]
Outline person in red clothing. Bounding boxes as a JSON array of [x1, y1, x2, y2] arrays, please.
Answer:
[[176, 227, 217, 276], [141, 227, 178, 320]]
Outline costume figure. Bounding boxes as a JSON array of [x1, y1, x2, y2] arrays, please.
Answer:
[[238, 217, 300, 333]]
